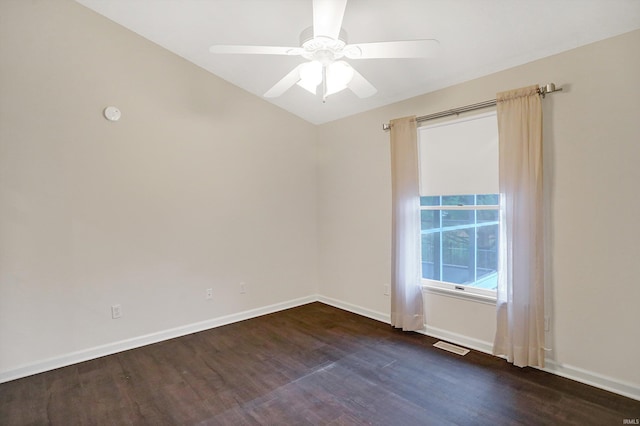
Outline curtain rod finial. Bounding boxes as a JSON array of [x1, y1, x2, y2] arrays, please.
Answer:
[[540, 82, 562, 98]]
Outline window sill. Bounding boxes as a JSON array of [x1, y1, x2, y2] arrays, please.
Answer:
[[422, 285, 497, 306]]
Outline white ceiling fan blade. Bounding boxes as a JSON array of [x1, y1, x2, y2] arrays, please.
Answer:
[[344, 39, 440, 59], [264, 64, 305, 98], [347, 68, 377, 98], [209, 45, 303, 56], [313, 0, 347, 40]]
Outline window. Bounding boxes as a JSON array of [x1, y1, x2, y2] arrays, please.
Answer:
[[418, 113, 499, 298], [420, 194, 498, 297]]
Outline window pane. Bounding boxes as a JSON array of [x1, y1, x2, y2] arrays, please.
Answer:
[[442, 209, 473, 227], [477, 194, 499, 205], [441, 228, 474, 284], [477, 209, 498, 223], [442, 195, 474, 206], [419, 193, 499, 293], [421, 210, 440, 230], [476, 224, 499, 291], [421, 233, 440, 280], [420, 196, 440, 206]]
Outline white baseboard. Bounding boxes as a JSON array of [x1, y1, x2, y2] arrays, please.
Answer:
[[0, 295, 316, 384], [421, 325, 495, 355], [316, 295, 390, 324], [541, 360, 640, 401]]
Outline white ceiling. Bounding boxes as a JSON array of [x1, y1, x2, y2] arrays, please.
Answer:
[[75, 0, 640, 124]]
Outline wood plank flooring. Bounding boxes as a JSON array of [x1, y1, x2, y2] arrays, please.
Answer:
[[1, 302, 638, 425]]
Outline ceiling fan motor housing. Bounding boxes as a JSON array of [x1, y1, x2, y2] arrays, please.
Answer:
[[299, 26, 349, 63]]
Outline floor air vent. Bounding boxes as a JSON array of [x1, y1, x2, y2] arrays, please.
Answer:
[[433, 341, 470, 356]]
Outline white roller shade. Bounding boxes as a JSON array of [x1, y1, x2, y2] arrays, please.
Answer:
[[418, 112, 498, 196]]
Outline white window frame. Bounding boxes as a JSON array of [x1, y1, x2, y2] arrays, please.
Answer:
[[420, 200, 498, 301]]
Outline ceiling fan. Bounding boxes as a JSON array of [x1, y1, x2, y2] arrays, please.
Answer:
[[209, 0, 439, 101]]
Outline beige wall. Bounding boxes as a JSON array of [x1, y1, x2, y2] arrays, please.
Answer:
[[0, 1, 318, 373], [318, 30, 640, 392]]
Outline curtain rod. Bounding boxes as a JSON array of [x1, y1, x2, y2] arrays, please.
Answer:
[[382, 83, 563, 131]]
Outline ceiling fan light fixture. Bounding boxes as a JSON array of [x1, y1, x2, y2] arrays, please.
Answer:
[[297, 60, 323, 93], [326, 60, 354, 96]]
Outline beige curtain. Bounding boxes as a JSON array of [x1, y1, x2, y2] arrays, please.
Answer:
[[390, 116, 424, 331], [493, 85, 545, 367]]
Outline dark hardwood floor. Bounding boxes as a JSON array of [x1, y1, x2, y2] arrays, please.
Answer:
[[1, 302, 638, 425]]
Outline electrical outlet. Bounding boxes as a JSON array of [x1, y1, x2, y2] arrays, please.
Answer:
[[240, 282, 246, 294], [111, 304, 122, 319], [383, 284, 390, 296], [206, 288, 213, 300]]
